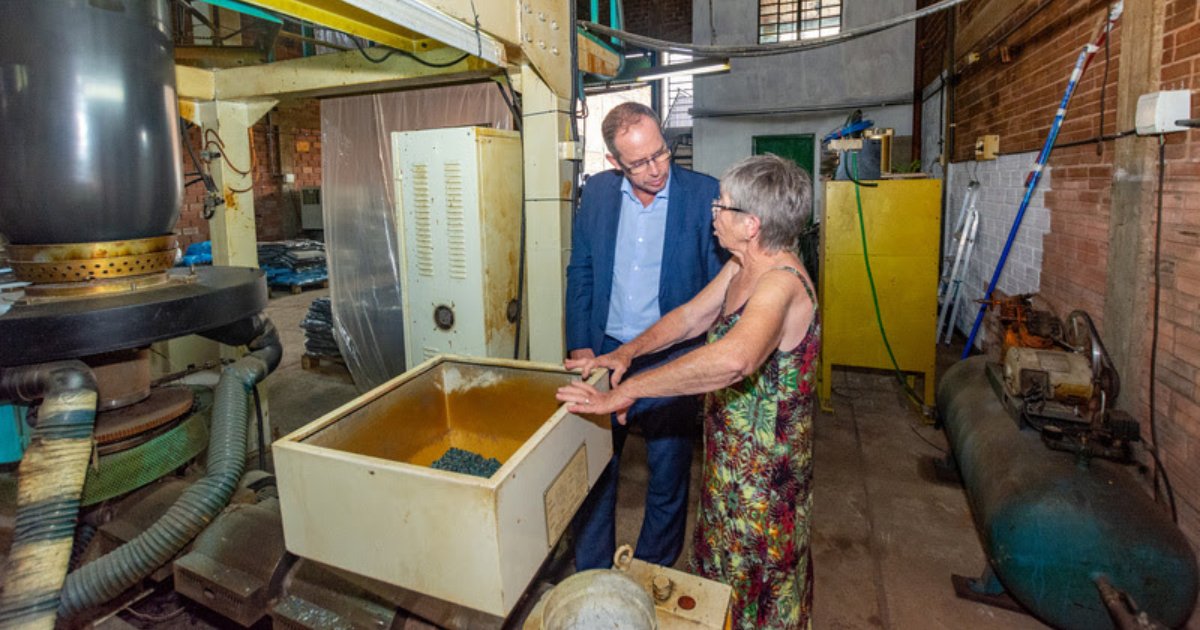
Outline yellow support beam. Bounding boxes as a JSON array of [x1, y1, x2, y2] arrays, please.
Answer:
[[211, 47, 497, 100], [239, 0, 506, 63], [176, 65, 215, 101]]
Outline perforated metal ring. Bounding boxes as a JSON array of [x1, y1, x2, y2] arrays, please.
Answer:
[[11, 250, 178, 283]]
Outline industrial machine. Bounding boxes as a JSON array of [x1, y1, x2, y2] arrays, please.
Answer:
[[938, 295, 1198, 629], [0, 2, 282, 627]]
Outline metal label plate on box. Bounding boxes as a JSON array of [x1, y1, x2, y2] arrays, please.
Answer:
[[544, 444, 587, 546]]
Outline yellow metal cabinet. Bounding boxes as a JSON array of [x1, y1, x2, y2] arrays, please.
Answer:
[[819, 179, 942, 411]]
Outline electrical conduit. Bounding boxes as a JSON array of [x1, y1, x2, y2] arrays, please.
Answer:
[[58, 321, 281, 617], [0, 362, 98, 630]]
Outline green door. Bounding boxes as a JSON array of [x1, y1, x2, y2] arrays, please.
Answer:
[[752, 134, 818, 278], [752, 134, 815, 177]]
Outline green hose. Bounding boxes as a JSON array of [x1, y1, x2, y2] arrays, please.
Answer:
[[850, 153, 927, 410], [57, 352, 270, 617]]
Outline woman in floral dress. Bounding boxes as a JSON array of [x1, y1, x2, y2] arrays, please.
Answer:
[[558, 154, 819, 629]]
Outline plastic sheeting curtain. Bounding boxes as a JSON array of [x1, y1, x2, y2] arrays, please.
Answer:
[[321, 82, 513, 390]]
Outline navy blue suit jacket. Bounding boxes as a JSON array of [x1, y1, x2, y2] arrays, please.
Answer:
[[566, 164, 725, 356]]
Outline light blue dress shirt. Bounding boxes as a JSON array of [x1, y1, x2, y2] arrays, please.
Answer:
[[605, 172, 671, 343]]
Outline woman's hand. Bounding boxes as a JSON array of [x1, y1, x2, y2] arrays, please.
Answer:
[[564, 347, 634, 385], [555, 380, 636, 424]]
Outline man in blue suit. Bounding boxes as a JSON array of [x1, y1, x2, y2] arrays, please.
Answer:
[[566, 102, 725, 570]]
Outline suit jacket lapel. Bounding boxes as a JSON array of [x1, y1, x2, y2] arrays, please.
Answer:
[[595, 176, 623, 322]]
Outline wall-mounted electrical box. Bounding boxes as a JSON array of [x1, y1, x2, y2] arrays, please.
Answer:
[[299, 187, 322, 230], [975, 135, 1000, 161], [1136, 90, 1191, 135]]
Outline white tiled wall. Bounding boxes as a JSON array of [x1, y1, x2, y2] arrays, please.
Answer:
[[943, 151, 1051, 337]]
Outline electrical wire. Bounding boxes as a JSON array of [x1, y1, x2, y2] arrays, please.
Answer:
[[1149, 134, 1178, 523], [850, 153, 928, 413], [1096, 2, 1113, 155], [253, 384, 268, 472], [579, 0, 969, 58], [122, 604, 187, 623], [350, 34, 469, 68], [203, 128, 252, 176]]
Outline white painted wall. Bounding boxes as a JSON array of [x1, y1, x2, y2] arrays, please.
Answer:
[[692, 0, 917, 209]]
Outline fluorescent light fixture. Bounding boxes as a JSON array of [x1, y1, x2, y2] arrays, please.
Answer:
[[633, 58, 731, 82]]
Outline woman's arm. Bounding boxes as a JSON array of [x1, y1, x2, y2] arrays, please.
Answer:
[[566, 260, 738, 384], [559, 270, 814, 419]]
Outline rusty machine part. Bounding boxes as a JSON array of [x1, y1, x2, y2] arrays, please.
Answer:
[[93, 386, 196, 453], [8, 234, 180, 300], [980, 296, 1138, 462], [86, 348, 153, 412], [983, 293, 1062, 357]]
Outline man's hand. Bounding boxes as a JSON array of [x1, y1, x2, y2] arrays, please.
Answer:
[[565, 347, 634, 385], [568, 348, 596, 361]]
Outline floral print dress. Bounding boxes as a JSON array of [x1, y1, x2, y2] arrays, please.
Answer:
[[691, 266, 820, 629]]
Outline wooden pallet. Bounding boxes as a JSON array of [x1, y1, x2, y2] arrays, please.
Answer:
[[301, 353, 345, 370], [272, 279, 328, 295]]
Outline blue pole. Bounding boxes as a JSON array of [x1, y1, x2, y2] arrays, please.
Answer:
[[961, 7, 1120, 358]]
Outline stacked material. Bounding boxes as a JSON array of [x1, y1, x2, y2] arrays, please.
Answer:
[[258, 239, 327, 288], [300, 297, 341, 359], [179, 240, 212, 266], [431, 447, 502, 478]]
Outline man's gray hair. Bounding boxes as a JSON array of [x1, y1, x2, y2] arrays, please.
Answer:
[[720, 154, 813, 252]]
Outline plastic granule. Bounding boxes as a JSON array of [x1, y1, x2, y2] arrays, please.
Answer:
[[431, 447, 502, 478]]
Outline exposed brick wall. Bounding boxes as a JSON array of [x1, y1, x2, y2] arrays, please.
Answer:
[[920, 0, 1200, 553], [1037, 143, 1112, 326], [576, 0, 692, 42], [1156, 0, 1200, 547], [250, 99, 323, 242], [178, 125, 210, 250], [918, 0, 1120, 162], [175, 98, 322, 247]]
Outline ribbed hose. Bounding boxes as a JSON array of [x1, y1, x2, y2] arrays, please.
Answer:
[[58, 348, 273, 617], [0, 362, 98, 630]]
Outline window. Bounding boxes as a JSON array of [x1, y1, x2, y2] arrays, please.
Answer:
[[759, 0, 842, 44], [662, 52, 694, 129]]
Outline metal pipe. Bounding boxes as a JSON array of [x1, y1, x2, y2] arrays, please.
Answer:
[[0, 362, 98, 630]]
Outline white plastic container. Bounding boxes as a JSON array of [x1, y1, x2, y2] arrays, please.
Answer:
[[274, 355, 611, 618]]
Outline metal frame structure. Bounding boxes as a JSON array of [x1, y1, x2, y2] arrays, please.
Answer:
[[176, 0, 619, 362]]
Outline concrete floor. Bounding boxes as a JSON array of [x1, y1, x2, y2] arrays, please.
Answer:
[[609, 367, 1047, 629], [261, 287, 359, 440], [260, 290, 1049, 627]]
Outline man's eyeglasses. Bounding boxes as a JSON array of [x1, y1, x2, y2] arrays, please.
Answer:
[[620, 147, 671, 175], [711, 200, 749, 218]]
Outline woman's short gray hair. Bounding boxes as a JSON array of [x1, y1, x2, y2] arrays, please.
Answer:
[[720, 154, 813, 252]]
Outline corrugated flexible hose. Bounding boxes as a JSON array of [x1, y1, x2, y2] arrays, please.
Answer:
[[57, 347, 274, 617], [0, 362, 98, 630]]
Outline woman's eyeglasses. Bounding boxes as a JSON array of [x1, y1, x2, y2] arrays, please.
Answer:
[[620, 147, 671, 175], [711, 200, 749, 218]]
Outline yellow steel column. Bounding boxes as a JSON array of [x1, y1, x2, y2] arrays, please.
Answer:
[[520, 65, 575, 362], [197, 100, 276, 267]]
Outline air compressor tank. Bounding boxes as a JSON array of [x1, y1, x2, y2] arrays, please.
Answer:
[[0, 0, 182, 245], [938, 356, 1198, 629]]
